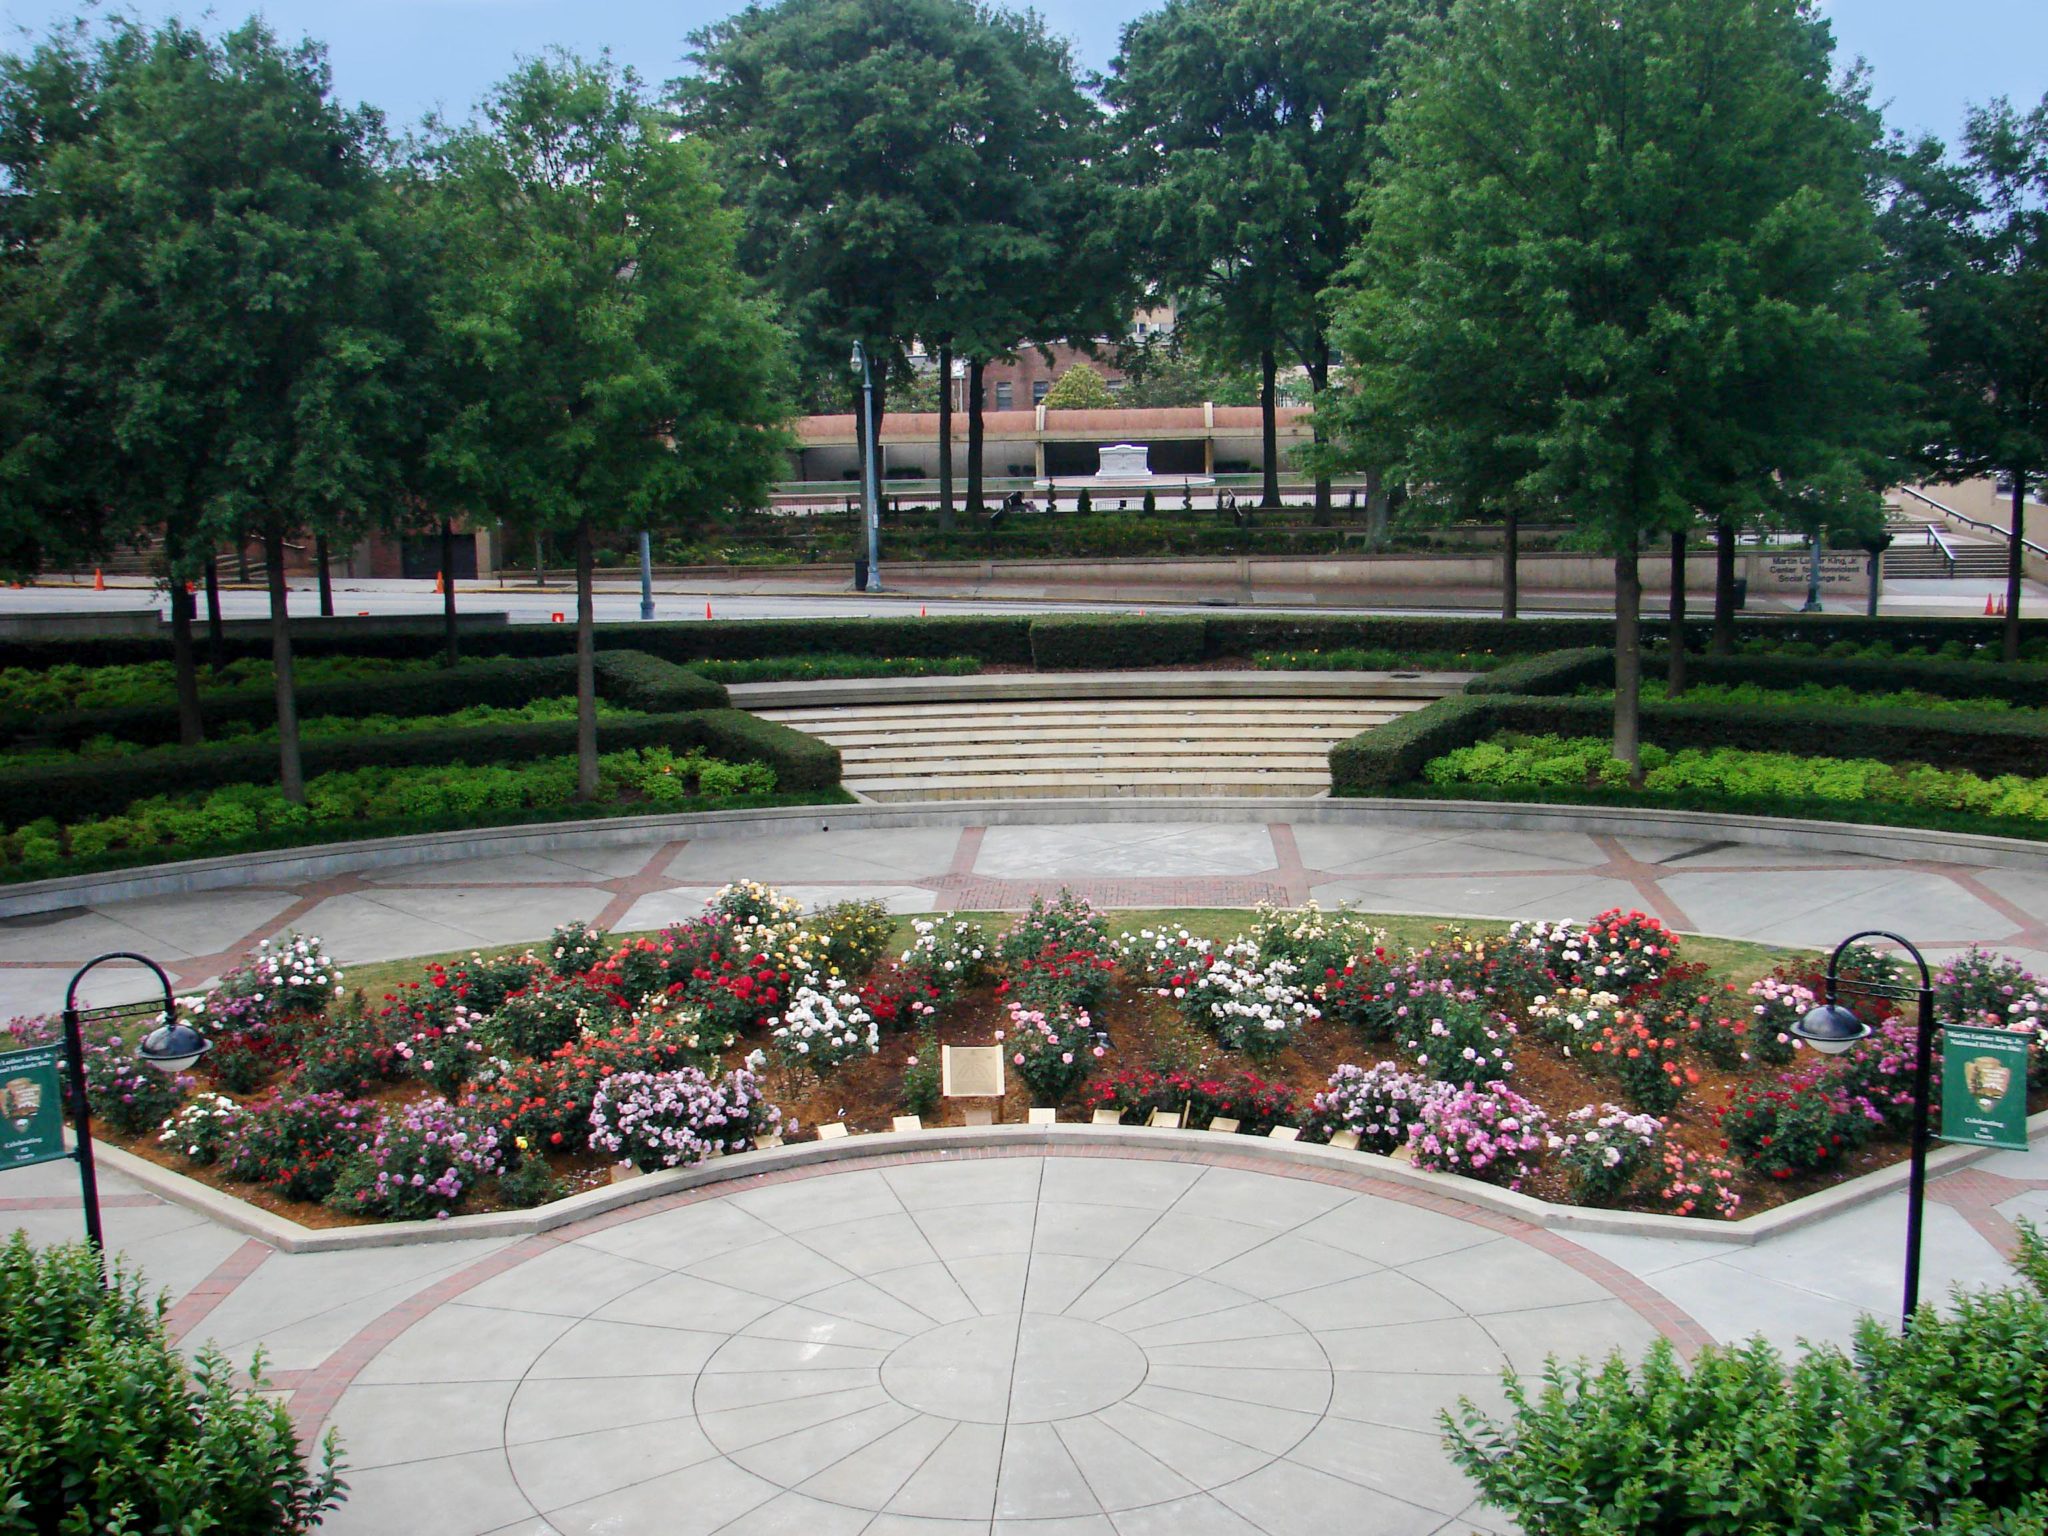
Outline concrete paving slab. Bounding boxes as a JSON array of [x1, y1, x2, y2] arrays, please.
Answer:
[[1307, 874, 1645, 924], [1661, 867, 2019, 948], [976, 824, 1279, 878], [667, 828, 962, 884]]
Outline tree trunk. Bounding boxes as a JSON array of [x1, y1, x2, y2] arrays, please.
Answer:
[[235, 536, 248, 585], [1501, 506, 1520, 621], [264, 516, 305, 805], [1259, 348, 1281, 509], [202, 555, 225, 674], [1711, 518, 1737, 656], [937, 341, 955, 532], [315, 535, 334, 617], [1307, 345, 1332, 526], [440, 517, 460, 666], [1613, 545, 1643, 786], [166, 530, 204, 747], [1667, 528, 1688, 696], [966, 358, 987, 516], [2005, 473, 2026, 663], [1364, 468, 1390, 551], [575, 517, 598, 800]]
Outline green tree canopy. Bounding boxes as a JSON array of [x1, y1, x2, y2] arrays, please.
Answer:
[[1110, 0, 1424, 513], [1335, 0, 1919, 772], [1, 16, 408, 791], [430, 51, 791, 795], [1882, 95, 2048, 660], [1041, 364, 1117, 410]]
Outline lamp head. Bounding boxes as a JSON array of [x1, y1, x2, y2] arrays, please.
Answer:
[[849, 341, 866, 374], [137, 1020, 211, 1074], [1794, 1001, 1870, 1056]]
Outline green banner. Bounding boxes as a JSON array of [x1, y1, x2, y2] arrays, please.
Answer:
[[0, 1043, 67, 1171], [1940, 1025, 2033, 1152]]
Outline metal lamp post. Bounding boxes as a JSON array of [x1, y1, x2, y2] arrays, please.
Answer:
[[637, 530, 655, 621], [62, 952, 209, 1274], [1802, 530, 1825, 613], [852, 341, 882, 593], [1792, 930, 1937, 1330]]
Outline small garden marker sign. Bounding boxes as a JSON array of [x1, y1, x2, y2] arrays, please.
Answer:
[[0, 1042, 66, 1170], [1940, 1025, 2031, 1151]]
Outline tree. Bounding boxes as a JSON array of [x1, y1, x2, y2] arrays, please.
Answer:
[[1041, 364, 1117, 410], [1117, 334, 1262, 407], [1111, 0, 1422, 519], [3, 18, 408, 791], [1883, 98, 2048, 662], [1335, 0, 1917, 777], [685, 0, 1126, 525], [432, 53, 790, 797]]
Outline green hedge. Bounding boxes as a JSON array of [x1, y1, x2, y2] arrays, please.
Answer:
[[1329, 695, 1498, 794], [1028, 614, 1206, 669], [1463, 647, 1614, 696], [1680, 652, 2048, 708], [0, 708, 838, 828], [590, 651, 728, 713]]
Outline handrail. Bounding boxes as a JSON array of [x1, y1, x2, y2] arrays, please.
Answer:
[[1926, 524, 1957, 577], [1897, 484, 2048, 560]]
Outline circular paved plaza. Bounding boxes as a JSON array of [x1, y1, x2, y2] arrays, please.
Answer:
[[322, 1152, 1655, 1536]]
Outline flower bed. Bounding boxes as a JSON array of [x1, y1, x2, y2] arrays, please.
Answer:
[[16, 893, 2043, 1228]]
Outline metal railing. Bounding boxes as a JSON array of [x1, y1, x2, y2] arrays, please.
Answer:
[[1897, 484, 2048, 561], [1925, 523, 1957, 577]]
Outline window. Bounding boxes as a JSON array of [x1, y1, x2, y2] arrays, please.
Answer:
[[1031, 380, 1050, 405], [994, 381, 1014, 410]]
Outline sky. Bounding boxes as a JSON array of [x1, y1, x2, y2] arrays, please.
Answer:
[[0, 0, 2041, 152]]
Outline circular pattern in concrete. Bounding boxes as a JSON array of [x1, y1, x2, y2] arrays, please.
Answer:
[[328, 1153, 1669, 1536]]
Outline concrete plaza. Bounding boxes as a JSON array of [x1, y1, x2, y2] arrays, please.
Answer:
[[4, 813, 2046, 1536]]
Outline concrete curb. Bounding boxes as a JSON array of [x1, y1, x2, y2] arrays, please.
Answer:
[[10, 794, 2048, 917], [90, 1110, 2047, 1257]]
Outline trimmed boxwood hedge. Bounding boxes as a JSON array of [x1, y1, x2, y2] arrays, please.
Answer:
[[1329, 695, 1498, 794], [1463, 647, 1614, 696], [1677, 651, 2048, 709], [0, 708, 838, 828], [9, 650, 729, 751], [1029, 614, 1206, 669]]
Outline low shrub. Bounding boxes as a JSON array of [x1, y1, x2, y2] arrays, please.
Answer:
[[1029, 613, 1205, 669], [770, 983, 879, 1071], [1399, 994, 1515, 1085], [1245, 899, 1386, 978], [1550, 1103, 1666, 1206], [692, 653, 981, 684], [329, 1097, 503, 1221], [1585, 1011, 1695, 1114], [1445, 1222, 2048, 1536], [547, 921, 611, 979], [157, 1093, 248, 1167], [290, 996, 408, 1096], [1006, 999, 1107, 1102], [587, 1065, 781, 1171], [1254, 646, 1509, 672], [1309, 1062, 1441, 1152], [1124, 932, 1318, 1059], [223, 1090, 375, 1202], [1406, 1080, 1547, 1188], [899, 917, 995, 1003], [901, 1029, 942, 1119], [1329, 694, 1496, 794], [479, 984, 612, 1060], [814, 898, 894, 980], [1721, 1071, 1881, 1181], [590, 650, 727, 712], [0, 1234, 342, 1532]]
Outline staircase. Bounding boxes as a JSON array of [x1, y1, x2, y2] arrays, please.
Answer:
[[738, 672, 1468, 802], [1881, 507, 2009, 580]]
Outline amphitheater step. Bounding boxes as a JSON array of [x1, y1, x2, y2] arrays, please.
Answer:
[[753, 686, 1444, 801]]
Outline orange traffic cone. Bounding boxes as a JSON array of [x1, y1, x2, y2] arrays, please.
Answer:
[[1986, 594, 1998, 615], [93, 568, 105, 591], [706, 602, 713, 620], [185, 581, 196, 596], [433, 571, 445, 595], [1998, 595, 2008, 616], [920, 606, 926, 617]]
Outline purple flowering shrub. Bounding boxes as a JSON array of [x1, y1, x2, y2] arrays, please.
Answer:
[[1407, 1081, 1547, 1189], [588, 1066, 782, 1172], [1007, 999, 1106, 1102], [1310, 1063, 1441, 1153], [329, 1098, 503, 1221]]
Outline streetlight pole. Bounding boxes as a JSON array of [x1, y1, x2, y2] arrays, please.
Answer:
[[1802, 530, 1824, 613], [1794, 930, 1938, 1330], [637, 530, 655, 622], [61, 953, 210, 1278], [852, 341, 882, 593]]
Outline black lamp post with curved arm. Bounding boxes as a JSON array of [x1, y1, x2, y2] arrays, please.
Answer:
[[1791, 929, 1936, 1331], [61, 952, 211, 1269]]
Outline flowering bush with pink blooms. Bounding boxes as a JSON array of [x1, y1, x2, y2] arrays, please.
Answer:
[[1743, 974, 1813, 1066], [1006, 999, 1106, 1101], [1648, 1143, 1742, 1219], [1407, 1081, 1548, 1188], [587, 1066, 781, 1172], [1936, 946, 2047, 1086], [223, 1090, 374, 1202], [1310, 1063, 1442, 1153], [329, 1097, 503, 1221], [390, 1002, 489, 1095], [1399, 994, 1515, 1084], [1550, 1103, 1665, 1205]]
